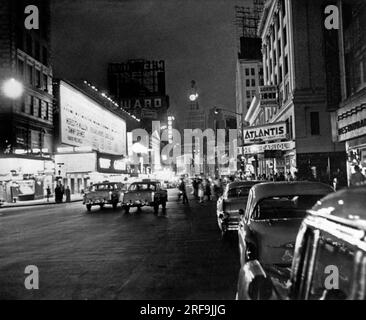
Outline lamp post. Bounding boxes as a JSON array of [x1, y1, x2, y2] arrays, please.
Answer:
[[2, 78, 24, 100]]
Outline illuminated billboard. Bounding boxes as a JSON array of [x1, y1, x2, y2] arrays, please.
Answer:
[[59, 81, 126, 155]]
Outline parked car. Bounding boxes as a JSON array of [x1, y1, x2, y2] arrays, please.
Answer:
[[83, 182, 126, 212], [238, 181, 334, 267], [216, 181, 260, 238], [236, 185, 366, 300], [121, 179, 168, 214]]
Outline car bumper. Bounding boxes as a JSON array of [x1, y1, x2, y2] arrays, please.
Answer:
[[218, 215, 240, 231], [122, 200, 153, 207]]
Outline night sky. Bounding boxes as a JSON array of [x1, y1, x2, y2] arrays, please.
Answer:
[[51, 0, 250, 126]]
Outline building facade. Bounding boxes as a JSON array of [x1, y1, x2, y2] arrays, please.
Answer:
[[333, 0, 366, 184], [0, 0, 54, 201], [248, 0, 346, 182], [107, 59, 169, 133]]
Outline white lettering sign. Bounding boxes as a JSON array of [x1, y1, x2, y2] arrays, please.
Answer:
[[243, 122, 287, 143]]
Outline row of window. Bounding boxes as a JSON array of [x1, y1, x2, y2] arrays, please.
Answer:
[[17, 58, 52, 94], [20, 95, 52, 121], [16, 28, 50, 67]]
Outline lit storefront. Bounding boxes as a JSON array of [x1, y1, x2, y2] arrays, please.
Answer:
[[0, 155, 54, 202], [243, 141, 296, 178], [336, 99, 366, 183]]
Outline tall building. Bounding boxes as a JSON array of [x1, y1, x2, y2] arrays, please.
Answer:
[[245, 0, 346, 182], [107, 59, 169, 133], [235, 2, 264, 143], [332, 0, 366, 184], [0, 0, 54, 200]]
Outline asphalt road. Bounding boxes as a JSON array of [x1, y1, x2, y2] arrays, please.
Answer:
[[0, 189, 240, 300]]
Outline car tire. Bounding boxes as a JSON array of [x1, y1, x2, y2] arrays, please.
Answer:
[[86, 204, 92, 212], [100, 204, 104, 210], [112, 202, 117, 210], [162, 201, 167, 211], [123, 206, 130, 214]]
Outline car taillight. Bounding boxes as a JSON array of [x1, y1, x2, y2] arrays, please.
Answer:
[[151, 192, 155, 199]]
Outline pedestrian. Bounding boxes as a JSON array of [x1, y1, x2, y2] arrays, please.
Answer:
[[205, 179, 211, 201], [350, 165, 366, 187], [55, 184, 61, 203], [46, 186, 51, 202], [192, 178, 198, 199], [65, 186, 71, 203], [198, 180, 204, 203], [180, 179, 189, 204], [60, 184, 65, 203]]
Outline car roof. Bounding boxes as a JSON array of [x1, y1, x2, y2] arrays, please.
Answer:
[[227, 181, 261, 189], [309, 185, 366, 230], [133, 180, 159, 184], [250, 181, 334, 201]]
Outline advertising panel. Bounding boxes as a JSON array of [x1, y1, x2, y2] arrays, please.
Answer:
[[259, 85, 278, 108], [337, 104, 366, 142], [242, 141, 295, 155], [59, 81, 127, 155], [243, 122, 287, 143]]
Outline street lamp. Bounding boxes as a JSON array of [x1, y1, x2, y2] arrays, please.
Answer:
[[2, 78, 24, 100]]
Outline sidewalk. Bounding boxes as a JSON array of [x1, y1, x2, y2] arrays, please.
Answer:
[[0, 194, 83, 209]]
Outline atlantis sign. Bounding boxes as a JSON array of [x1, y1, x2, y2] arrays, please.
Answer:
[[243, 122, 287, 143]]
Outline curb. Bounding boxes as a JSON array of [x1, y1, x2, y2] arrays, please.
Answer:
[[0, 199, 83, 209]]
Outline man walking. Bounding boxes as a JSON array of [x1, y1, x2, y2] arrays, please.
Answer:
[[350, 165, 366, 187], [179, 178, 189, 204]]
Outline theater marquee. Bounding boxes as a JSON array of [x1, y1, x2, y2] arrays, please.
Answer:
[[59, 81, 127, 156], [243, 122, 287, 143]]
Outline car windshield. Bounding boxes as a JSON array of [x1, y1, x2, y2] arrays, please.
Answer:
[[129, 183, 157, 191], [227, 186, 252, 198], [91, 184, 119, 191], [253, 195, 325, 220]]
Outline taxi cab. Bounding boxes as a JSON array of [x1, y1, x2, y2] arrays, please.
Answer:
[[236, 185, 366, 300]]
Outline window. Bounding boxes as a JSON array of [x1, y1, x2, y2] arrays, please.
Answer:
[[252, 195, 324, 220], [30, 96, 34, 115], [17, 59, 24, 78], [33, 97, 38, 117], [26, 34, 33, 55], [247, 101, 251, 109], [251, 68, 255, 76], [310, 112, 320, 135], [42, 46, 48, 66], [45, 102, 49, 120], [279, 66, 283, 83], [252, 90, 256, 97], [246, 91, 251, 98], [39, 99, 43, 118], [308, 238, 355, 300], [43, 74, 48, 91], [35, 69, 41, 88], [245, 68, 250, 76], [251, 79, 256, 87], [27, 64, 33, 85], [35, 41, 40, 61], [246, 79, 250, 87], [284, 55, 289, 75]]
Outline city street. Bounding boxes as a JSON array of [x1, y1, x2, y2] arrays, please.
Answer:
[[0, 189, 240, 300]]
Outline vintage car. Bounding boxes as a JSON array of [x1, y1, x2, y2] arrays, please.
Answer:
[[236, 185, 366, 300], [121, 180, 168, 214], [84, 182, 126, 212], [238, 181, 334, 267], [216, 181, 260, 238]]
